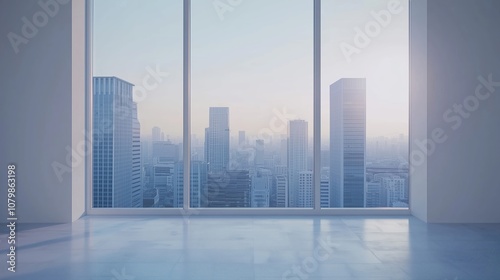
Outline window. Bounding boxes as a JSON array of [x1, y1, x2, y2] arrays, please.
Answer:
[[191, 0, 313, 208], [89, 0, 409, 212], [92, 0, 183, 208], [321, 0, 409, 208]]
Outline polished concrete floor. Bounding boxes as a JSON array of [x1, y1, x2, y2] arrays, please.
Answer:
[[1, 216, 500, 280]]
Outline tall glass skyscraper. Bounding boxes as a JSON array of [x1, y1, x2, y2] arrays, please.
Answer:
[[330, 78, 366, 208], [93, 77, 140, 208], [205, 107, 230, 173], [287, 120, 308, 207]]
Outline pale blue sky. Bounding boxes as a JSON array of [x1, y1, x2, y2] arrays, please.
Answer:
[[93, 0, 408, 146]]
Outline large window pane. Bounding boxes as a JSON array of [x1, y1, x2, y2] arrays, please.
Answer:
[[321, 0, 409, 208], [92, 0, 183, 208], [191, 0, 313, 208]]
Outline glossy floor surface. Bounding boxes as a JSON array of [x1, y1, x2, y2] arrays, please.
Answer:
[[1, 216, 500, 280]]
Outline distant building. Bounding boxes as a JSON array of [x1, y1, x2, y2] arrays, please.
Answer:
[[238, 131, 246, 146], [152, 162, 173, 207], [205, 107, 230, 173], [382, 176, 406, 207], [152, 126, 162, 142], [288, 120, 308, 207], [298, 171, 313, 208], [320, 179, 330, 208], [275, 175, 288, 207], [280, 138, 288, 165], [207, 170, 251, 207], [274, 165, 287, 176], [251, 169, 272, 207], [152, 141, 179, 163], [143, 188, 159, 208], [255, 139, 265, 167], [366, 181, 383, 207], [330, 78, 366, 208]]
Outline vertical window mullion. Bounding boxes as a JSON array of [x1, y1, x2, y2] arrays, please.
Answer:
[[313, 0, 321, 211], [183, 0, 191, 210]]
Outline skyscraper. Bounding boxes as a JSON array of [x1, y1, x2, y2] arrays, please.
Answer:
[[152, 126, 162, 142], [320, 179, 330, 208], [255, 139, 265, 167], [251, 169, 272, 207], [152, 163, 173, 207], [205, 107, 230, 173], [287, 120, 308, 207], [330, 78, 366, 208], [93, 77, 137, 208], [143, 188, 159, 208], [382, 176, 406, 207], [131, 102, 142, 207], [152, 140, 179, 163], [298, 171, 313, 208], [207, 170, 251, 207], [238, 131, 246, 146], [366, 181, 383, 207], [280, 138, 287, 165], [275, 175, 288, 207]]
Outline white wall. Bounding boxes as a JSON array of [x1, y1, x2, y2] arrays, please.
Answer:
[[0, 0, 85, 223], [410, 0, 500, 223]]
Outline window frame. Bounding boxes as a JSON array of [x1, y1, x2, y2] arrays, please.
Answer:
[[85, 0, 410, 216]]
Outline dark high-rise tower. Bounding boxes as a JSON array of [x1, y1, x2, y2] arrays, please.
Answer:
[[93, 77, 138, 208], [287, 120, 308, 207], [330, 78, 366, 208], [205, 107, 230, 173]]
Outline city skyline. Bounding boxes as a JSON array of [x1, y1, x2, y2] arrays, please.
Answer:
[[92, 75, 408, 209], [91, 0, 409, 209]]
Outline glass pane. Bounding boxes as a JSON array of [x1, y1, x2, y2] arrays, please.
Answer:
[[321, 0, 409, 208], [92, 0, 183, 208], [192, 0, 313, 208]]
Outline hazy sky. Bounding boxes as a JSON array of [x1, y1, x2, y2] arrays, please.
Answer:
[[93, 0, 409, 146]]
